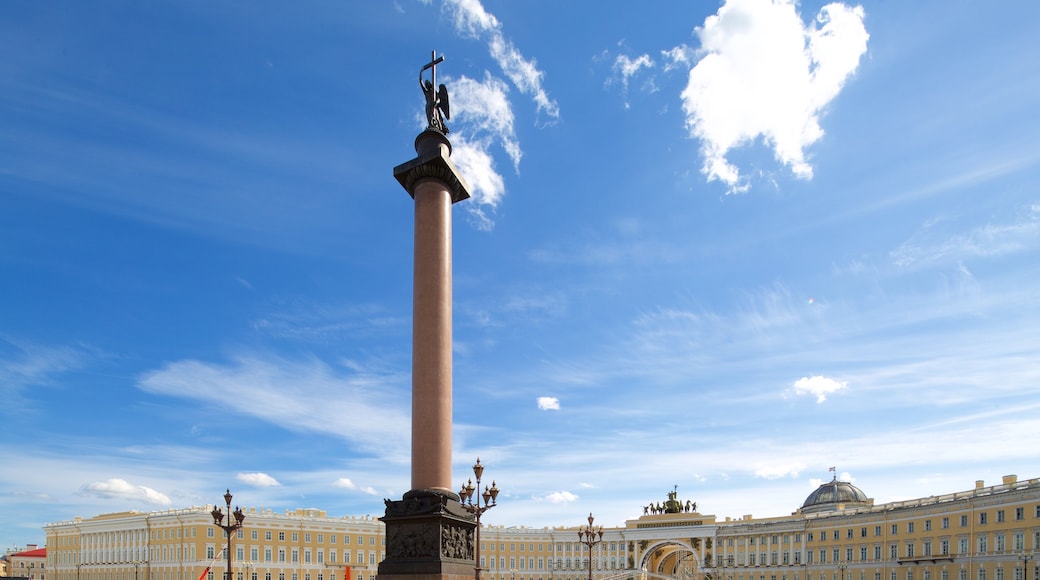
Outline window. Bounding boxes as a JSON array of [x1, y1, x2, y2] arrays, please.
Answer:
[[357, 536, 363, 545], [252, 530, 259, 540], [279, 532, 285, 541], [808, 533, 814, 542], [908, 523, 915, 534], [925, 521, 932, 531], [266, 532, 272, 541], [980, 513, 988, 525], [370, 537, 375, 545], [941, 540, 949, 555], [835, 531, 841, 540], [961, 516, 969, 527], [305, 534, 311, 542], [1015, 508, 1024, 521], [862, 528, 868, 538], [942, 518, 949, 529], [960, 539, 969, 554], [860, 548, 868, 561], [997, 511, 1005, 523], [907, 544, 915, 558], [208, 529, 215, 538], [848, 530, 854, 539], [874, 546, 882, 560], [1014, 532, 1025, 551], [996, 534, 1005, 553], [890, 545, 898, 559], [331, 535, 337, 544], [292, 533, 299, 542], [892, 525, 899, 535], [978, 536, 988, 554], [924, 541, 932, 556], [876, 527, 883, 536]]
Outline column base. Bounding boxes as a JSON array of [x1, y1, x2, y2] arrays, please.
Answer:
[[378, 490, 476, 580]]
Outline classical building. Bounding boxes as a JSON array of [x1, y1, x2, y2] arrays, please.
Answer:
[[44, 508, 384, 580], [5, 546, 47, 580], [43, 476, 1040, 580]]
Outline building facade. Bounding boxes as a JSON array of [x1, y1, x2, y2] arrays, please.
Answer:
[[5, 546, 47, 580], [44, 476, 1040, 580], [44, 508, 384, 580]]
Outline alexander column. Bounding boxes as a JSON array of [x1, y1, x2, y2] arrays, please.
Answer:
[[378, 51, 476, 580]]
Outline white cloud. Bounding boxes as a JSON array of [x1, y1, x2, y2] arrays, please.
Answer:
[[792, 375, 848, 403], [332, 478, 379, 495], [538, 491, 578, 503], [81, 478, 172, 505], [537, 396, 560, 411], [680, 0, 868, 192], [754, 462, 806, 480], [237, 472, 280, 487], [442, 0, 559, 120]]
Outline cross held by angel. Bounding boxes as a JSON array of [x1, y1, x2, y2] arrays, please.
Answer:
[[421, 51, 450, 134]]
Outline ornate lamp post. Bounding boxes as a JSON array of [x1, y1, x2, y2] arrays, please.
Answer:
[[459, 458, 500, 580], [838, 563, 848, 580], [577, 513, 604, 580], [210, 489, 246, 580], [1019, 553, 1034, 580]]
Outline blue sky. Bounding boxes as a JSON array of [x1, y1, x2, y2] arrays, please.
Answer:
[[2, 0, 1040, 548]]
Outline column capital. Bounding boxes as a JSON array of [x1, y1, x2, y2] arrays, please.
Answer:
[[394, 130, 471, 204]]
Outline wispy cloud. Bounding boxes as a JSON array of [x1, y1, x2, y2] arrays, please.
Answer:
[[610, 53, 655, 108], [0, 336, 91, 397], [137, 354, 411, 460], [891, 204, 1040, 269], [442, 0, 559, 120], [679, 0, 868, 192]]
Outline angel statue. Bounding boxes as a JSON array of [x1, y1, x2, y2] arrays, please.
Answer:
[[420, 51, 450, 134]]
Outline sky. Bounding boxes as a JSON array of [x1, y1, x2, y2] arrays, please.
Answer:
[[2, 0, 1040, 548]]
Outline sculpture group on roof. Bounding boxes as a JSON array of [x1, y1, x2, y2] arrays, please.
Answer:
[[643, 487, 697, 515]]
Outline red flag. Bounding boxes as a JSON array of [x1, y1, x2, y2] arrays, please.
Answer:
[[345, 568, 351, 580], [198, 568, 211, 580]]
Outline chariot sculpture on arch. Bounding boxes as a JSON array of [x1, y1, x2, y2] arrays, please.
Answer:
[[420, 50, 451, 134]]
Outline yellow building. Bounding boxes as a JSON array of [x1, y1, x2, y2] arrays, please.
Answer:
[[44, 507, 384, 580], [43, 476, 1040, 580]]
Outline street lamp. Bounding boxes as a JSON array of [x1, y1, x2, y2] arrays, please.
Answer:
[[577, 513, 604, 580], [1019, 553, 1034, 580], [460, 458, 501, 580], [132, 561, 142, 580], [211, 489, 246, 580], [838, 563, 848, 580]]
